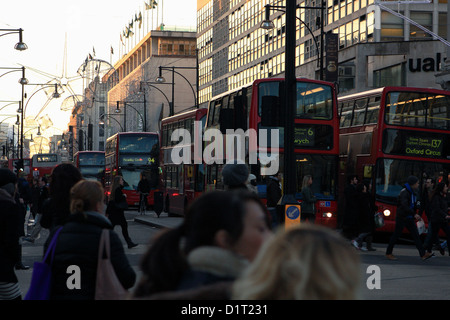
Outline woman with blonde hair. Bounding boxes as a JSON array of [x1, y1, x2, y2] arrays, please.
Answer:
[[46, 180, 136, 299], [232, 224, 360, 300]]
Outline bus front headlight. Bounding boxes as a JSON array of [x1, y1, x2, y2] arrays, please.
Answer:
[[322, 212, 333, 218]]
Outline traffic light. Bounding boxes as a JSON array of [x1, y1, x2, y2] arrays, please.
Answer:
[[15, 159, 23, 173]]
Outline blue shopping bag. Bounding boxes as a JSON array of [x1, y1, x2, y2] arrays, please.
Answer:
[[24, 227, 63, 300]]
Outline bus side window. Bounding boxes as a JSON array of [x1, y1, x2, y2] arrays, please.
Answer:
[[340, 101, 353, 128], [207, 100, 216, 127], [366, 95, 380, 124], [213, 99, 222, 126], [352, 98, 368, 126], [220, 94, 233, 133]]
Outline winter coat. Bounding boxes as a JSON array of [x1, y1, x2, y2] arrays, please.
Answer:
[[0, 189, 20, 283], [47, 211, 136, 300], [266, 177, 282, 208], [137, 178, 151, 194], [30, 184, 40, 216], [141, 281, 232, 300], [396, 186, 416, 219], [430, 193, 449, 224], [301, 186, 316, 214], [355, 192, 374, 233], [106, 187, 128, 225], [177, 246, 249, 294], [343, 184, 358, 227], [40, 197, 72, 230]]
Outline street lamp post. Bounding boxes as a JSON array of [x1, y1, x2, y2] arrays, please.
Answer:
[[155, 65, 198, 116], [259, 0, 327, 219], [282, 0, 298, 205], [261, 1, 326, 80], [99, 113, 124, 132], [93, 99, 146, 132], [115, 101, 146, 132], [0, 28, 28, 51], [139, 82, 171, 107], [20, 83, 61, 169], [139, 81, 172, 127], [0, 66, 28, 170]]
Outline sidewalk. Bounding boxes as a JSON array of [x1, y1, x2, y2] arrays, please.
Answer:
[[129, 209, 184, 229]]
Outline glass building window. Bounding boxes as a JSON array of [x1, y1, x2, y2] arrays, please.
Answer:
[[373, 64, 406, 87], [380, 11, 403, 41], [410, 12, 432, 39], [439, 13, 448, 39]]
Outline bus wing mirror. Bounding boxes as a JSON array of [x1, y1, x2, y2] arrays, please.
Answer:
[[261, 95, 280, 127]]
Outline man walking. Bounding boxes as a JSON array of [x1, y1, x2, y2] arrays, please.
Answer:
[[386, 175, 433, 261]]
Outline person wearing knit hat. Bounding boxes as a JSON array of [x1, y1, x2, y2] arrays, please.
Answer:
[[0, 168, 22, 300], [386, 174, 432, 261], [0, 168, 17, 196], [407, 175, 419, 186], [222, 161, 249, 190]]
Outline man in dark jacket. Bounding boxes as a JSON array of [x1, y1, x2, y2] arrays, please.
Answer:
[[137, 173, 151, 214], [266, 172, 282, 230], [0, 168, 22, 300], [343, 175, 359, 239], [385, 175, 433, 261], [424, 182, 450, 255]]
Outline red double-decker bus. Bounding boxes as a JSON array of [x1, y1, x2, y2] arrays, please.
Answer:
[[73, 151, 105, 183], [338, 86, 450, 233], [31, 153, 61, 180], [105, 132, 160, 208], [160, 108, 208, 216], [203, 78, 339, 228]]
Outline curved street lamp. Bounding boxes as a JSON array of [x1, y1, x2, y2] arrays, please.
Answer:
[[115, 101, 146, 132], [99, 113, 124, 132], [155, 65, 198, 116], [0, 66, 28, 84], [0, 28, 28, 51], [261, 3, 325, 79], [20, 83, 62, 166]]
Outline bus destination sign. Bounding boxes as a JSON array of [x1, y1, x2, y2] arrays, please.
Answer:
[[120, 156, 154, 166], [294, 127, 314, 147], [405, 136, 443, 157]]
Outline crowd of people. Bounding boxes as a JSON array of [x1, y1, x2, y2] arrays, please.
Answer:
[[1, 160, 449, 300], [342, 174, 450, 261]]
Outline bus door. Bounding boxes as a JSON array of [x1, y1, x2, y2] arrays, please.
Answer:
[[184, 164, 195, 203]]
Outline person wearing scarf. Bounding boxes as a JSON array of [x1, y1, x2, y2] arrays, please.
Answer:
[[386, 175, 433, 261]]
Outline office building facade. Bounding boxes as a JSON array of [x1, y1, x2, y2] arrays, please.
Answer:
[[197, 0, 448, 102]]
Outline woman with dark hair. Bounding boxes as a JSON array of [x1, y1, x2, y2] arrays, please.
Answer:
[[132, 190, 271, 299], [106, 175, 137, 249], [40, 163, 82, 230], [424, 182, 450, 256]]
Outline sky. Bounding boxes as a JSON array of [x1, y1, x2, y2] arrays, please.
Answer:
[[0, 0, 197, 140]]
